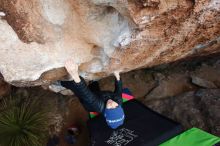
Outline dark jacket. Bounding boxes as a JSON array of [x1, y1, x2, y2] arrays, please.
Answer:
[[60, 77, 122, 113]]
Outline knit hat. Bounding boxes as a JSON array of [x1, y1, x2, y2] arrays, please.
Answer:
[[104, 105, 125, 129]]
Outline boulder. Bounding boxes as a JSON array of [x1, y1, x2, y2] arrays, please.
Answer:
[[191, 62, 220, 88], [145, 89, 220, 136], [0, 0, 219, 86], [145, 74, 196, 100], [191, 76, 217, 88]]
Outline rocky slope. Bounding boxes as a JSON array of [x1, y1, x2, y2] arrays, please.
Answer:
[[0, 0, 220, 86]]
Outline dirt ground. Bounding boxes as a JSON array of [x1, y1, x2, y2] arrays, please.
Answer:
[[1, 57, 220, 146], [57, 98, 89, 146]]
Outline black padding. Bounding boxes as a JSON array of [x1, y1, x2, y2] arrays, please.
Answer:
[[87, 100, 182, 146]]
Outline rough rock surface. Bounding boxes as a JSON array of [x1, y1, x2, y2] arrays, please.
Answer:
[[191, 76, 218, 88], [145, 89, 220, 136], [145, 74, 196, 100], [0, 0, 220, 86]]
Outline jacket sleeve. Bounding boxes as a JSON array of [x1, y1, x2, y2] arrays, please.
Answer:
[[60, 77, 105, 113], [113, 78, 123, 105]]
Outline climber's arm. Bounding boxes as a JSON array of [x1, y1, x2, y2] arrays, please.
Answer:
[[60, 78, 105, 113], [113, 71, 122, 94], [60, 59, 105, 113], [113, 71, 123, 105]]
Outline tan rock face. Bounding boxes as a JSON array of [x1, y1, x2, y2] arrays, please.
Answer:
[[0, 0, 219, 86]]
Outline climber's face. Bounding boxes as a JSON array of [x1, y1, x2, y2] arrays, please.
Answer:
[[106, 99, 119, 109]]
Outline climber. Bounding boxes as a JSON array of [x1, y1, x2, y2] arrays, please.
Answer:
[[60, 59, 125, 129]]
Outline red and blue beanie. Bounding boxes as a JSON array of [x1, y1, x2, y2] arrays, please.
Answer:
[[104, 105, 125, 129]]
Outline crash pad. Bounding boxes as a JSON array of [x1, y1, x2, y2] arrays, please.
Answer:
[[160, 127, 220, 146], [87, 99, 182, 146]]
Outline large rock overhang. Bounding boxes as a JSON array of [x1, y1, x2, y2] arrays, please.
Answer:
[[0, 0, 219, 86]]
